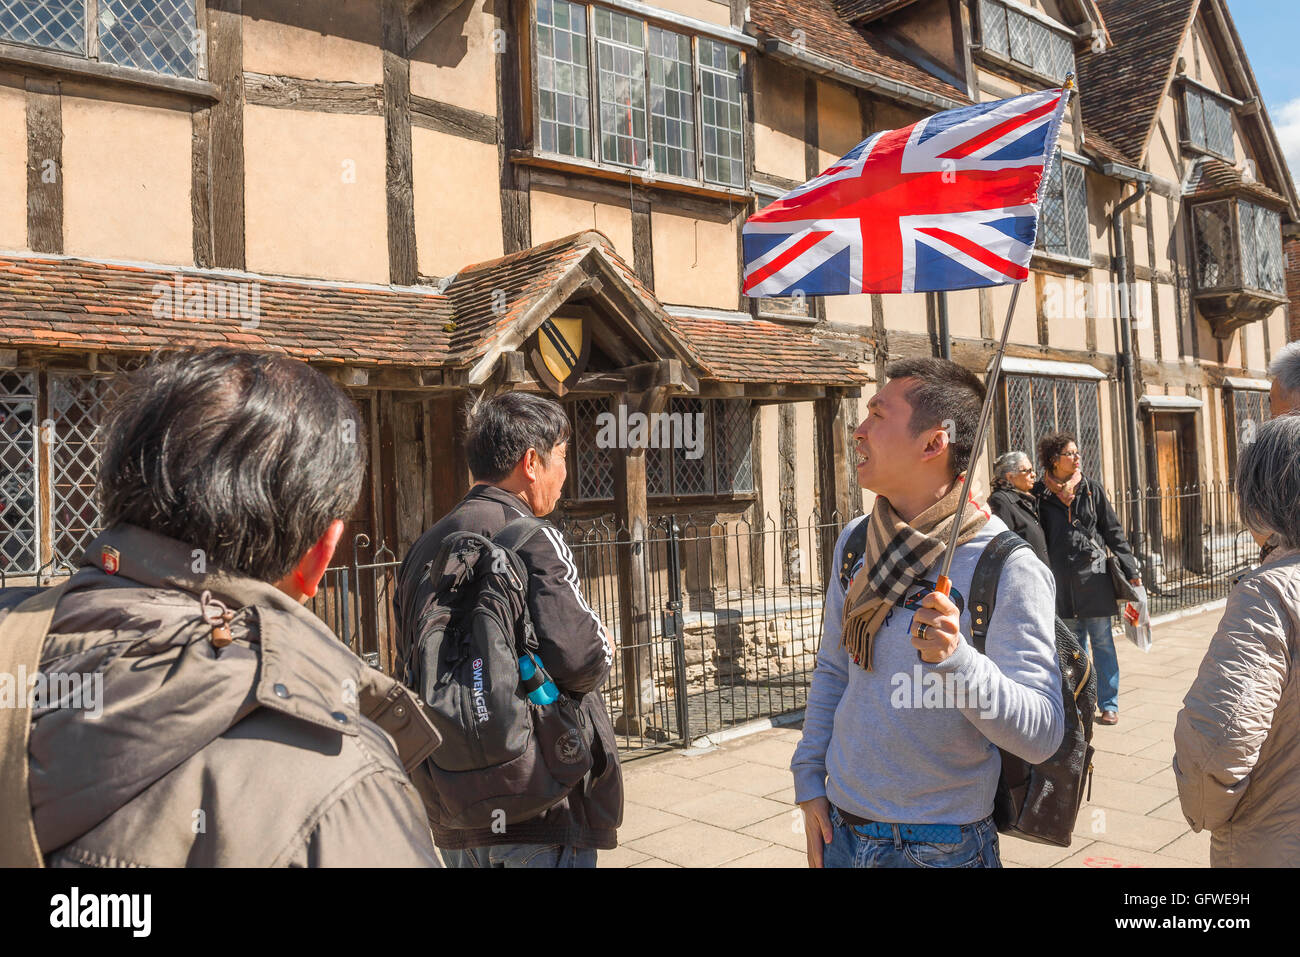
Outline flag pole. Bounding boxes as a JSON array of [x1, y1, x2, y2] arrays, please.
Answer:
[[934, 74, 1074, 597], [933, 280, 1021, 596]]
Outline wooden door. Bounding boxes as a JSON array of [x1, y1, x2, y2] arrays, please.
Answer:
[[1149, 411, 1202, 573]]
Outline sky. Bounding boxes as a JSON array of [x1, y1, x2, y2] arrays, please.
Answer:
[[1225, 0, 1300, 183]]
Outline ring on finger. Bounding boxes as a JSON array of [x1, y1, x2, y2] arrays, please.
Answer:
[[915, 622, 928, 641]]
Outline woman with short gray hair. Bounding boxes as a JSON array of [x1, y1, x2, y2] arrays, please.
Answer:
[[1174, 413, 1300, 866], [987, 451, 1048, 565]]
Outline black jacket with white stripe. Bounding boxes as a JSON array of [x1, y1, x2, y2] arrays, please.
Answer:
[[394, 484, 623, 852]]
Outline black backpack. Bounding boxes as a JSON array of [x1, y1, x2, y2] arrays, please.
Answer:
[[399, 516, 593, 830], [838, 524, 1096, 847]]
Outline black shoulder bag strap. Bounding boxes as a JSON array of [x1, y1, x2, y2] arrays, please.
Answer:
[[838, 520, 871, 593], [492, 514, 550, 660], [968, 530, 1031, 655]]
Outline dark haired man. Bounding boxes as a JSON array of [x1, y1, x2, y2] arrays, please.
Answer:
[[395, 391, 620, 867], [791, 357, 1063, 868], [0, 348, 440, 867]]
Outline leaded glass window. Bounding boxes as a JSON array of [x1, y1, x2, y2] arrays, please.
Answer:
[[1036, 154, 1090, 262], [1003, 375, 1103, 480], [567, 398, 753, 501], [0, 0, 84, 54], [1230, 388, 1269, 467], [97, 0, 199, 78], [979, 0, 1074, 83], [0, 0, 199, 78], [1239, 200, 1285, 296], [1192, 200, 1236, 289], [536, 0, 592, 159], [0, 371, 38, 576], [1184, 86, 1235, 160], [49, 372, 121, 564]]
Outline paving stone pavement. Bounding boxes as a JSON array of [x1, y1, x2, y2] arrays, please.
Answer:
[[604, 606, 1224, 868]]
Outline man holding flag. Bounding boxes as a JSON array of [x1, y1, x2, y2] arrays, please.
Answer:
[[764, 84, 1077, 867]]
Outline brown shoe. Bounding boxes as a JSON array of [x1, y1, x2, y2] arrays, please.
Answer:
[[1098, 711, 1119, 726]]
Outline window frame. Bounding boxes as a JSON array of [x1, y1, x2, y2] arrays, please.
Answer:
[[0, 0, 206, 80], [999, 372, 1105, 482], [529, 0, 746, 193], [563, 396, 756, 504], [1225, 386, 1270, 476], [1180, 82, 1237, 162], [1034, 153, 1091, 266], [1190, 197, 1287, 297], [975, 0, 1077, 86]]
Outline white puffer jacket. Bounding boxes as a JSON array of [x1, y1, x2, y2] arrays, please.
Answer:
[[1174, 547, 1300, 867]]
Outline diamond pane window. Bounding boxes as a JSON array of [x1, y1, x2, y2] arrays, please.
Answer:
[[571, 397, 614, 500], [0, 371, 38, 576], [1064, 161, 1089, 260], [1231, 388, 1270, 466], [1192, 200, 1237, 289], [1184, 86, 1235, 161], [1037, 155, 1089, 262], [536, 0, 592, 159], [980, 0, 1008, 57], [979, 0, 1074, 82], [595, 8, 647, 168], [697, 37, 744, 187], [648, 27, 695, 179], [49, 373, 121, 564], [1239, 201, 1285, 296], [0, 0, 83, 52], [670, 397, 712, 495], [1007, 7, 1032, 66], [1005, 375, 1103, 480], [97, 0, 199, 78], [713, 400, 753, 493]]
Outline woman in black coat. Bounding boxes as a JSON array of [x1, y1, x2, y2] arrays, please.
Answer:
[[1033, 432, 1141, 726], [988, 450, 1049, 565]]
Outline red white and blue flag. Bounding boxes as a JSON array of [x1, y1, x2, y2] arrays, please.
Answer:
[[741, 87, 1070, 297]]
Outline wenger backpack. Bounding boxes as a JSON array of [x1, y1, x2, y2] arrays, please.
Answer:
[[399, 516, 593, 830], [968, 530, 1097, 847], [837, 523, 1096, 848]]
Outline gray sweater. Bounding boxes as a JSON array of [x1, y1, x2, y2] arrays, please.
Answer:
[[791, 515, 1064, 825]]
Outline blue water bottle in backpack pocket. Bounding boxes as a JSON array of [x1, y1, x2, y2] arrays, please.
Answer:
[[518, 652, 559, 705]]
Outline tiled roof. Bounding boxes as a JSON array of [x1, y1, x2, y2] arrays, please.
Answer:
[[671, 315, 867, 384], [1185, 157, 1290, 208], [1075, 0, 1196, 165], [440, 233, 597, 364], [0, 235, 868, 386], [0, 256, 454, 365], [830, 0, 917, 24], [1081, 121, 1131, 167], [747, 0, 968, 104]]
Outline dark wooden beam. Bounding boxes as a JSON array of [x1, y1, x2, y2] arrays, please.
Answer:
[[631, 186, 654, 289], [25, 77, 62, 254], [778, 403, 798, 584], [409, 94, 497, 144], [815, 387, 853, 575], [191, 105, 213, 268], [498, 0, 531, 254], [208, 0, 245, 269], [242, 73, 383, 113], [383, 0, 418, 285]]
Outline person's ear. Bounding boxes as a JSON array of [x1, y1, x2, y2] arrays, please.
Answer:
[[920, 426, 949, 462], [278, 519, 345, 602], [522, 447, 540, 483]]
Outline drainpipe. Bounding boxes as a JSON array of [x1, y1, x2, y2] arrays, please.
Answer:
[[1105, 163, 1151, 566]]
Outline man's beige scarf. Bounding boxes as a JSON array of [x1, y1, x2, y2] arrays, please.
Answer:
[[842, 482, 989, 670]]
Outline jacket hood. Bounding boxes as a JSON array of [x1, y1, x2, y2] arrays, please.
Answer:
[[13, 524, 386, 853]]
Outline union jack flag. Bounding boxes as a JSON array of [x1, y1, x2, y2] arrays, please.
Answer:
[[742, 87, 1070, 297]]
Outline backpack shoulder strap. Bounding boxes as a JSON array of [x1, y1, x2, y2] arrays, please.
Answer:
[[0, 582, 69, 868], [838, 519, 870, 593], [492, 514, 547, 553], [968, 531, 1030, 655]]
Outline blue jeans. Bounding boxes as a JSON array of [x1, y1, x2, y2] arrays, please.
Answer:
[[441, 844, 597, 868], [823, 807, 1001, 868], [1064, 616, 1119, 712]]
